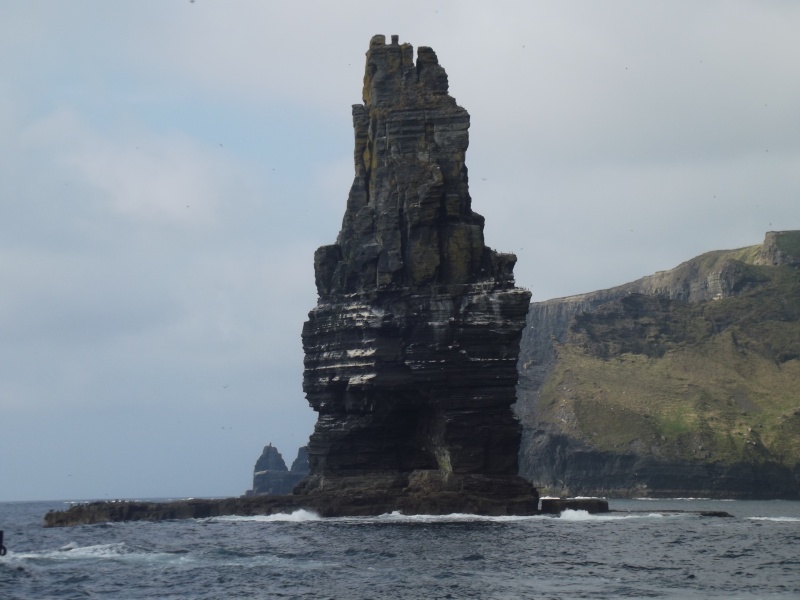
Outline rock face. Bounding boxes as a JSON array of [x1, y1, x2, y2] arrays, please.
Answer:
[[246, 445, 309, 496], [755, 230, 800, 268], [289, 446, 309, 473], [298, 35, 537, 515], [517, 231, 800, 498]]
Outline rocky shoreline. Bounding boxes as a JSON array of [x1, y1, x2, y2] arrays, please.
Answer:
[[44, 494, 612, 527], [44, 496, 740, 527]]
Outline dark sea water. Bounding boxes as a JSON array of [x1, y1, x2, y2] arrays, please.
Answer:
[[1, 498, 799, 599]]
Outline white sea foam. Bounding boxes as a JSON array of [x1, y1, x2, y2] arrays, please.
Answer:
[[558, 509, 665, 521], [335, 511, 671, 524], [368, 511, 542, 523], [7, 542, 142, 562], [210, 509, 683, 525], [59, 541, 80, 551], [203, 508, 691, 526], [211, 509, 322, 523], [57, 542, 133, 557], [748, 516, 800, 522], [211, 511, 543, 525], [634, 497, 716, 501], [352, 510, 676, 524]]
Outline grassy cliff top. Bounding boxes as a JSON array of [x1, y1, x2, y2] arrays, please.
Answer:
[[773, 230, 800, 259]]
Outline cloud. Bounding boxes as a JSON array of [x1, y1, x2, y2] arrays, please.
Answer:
[[19, 108, 236, 226]]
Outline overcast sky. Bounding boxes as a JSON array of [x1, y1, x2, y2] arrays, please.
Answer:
[[1, 1, 798, 502]]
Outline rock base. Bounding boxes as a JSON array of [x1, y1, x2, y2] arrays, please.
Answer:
[[44, 470, 540, 527], [297, 470, 539, 517]]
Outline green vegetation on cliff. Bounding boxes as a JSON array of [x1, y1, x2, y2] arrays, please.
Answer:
[[539, 254, 800, 469], [776, 231, 800, 257]]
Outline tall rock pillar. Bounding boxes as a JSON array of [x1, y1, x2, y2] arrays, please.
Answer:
[[299, 35, 537, 515]]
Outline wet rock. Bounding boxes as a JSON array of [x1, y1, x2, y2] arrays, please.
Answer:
[[698, 510, 734, 518], [44, 497, 308, 527], [539, 498, 609, 514]]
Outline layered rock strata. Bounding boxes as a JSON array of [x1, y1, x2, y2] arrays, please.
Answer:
[[298, 34, 537, 514]]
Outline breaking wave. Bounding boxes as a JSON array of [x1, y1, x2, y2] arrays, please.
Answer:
[[5, 542, 184, 565], [558, 509, 666, 521], [209, 509, 322, 523], [207, 510, 680, 525]]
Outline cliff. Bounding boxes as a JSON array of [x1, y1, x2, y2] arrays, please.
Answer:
[[517, 231, 800, 498], [298, 34, 537, 515]]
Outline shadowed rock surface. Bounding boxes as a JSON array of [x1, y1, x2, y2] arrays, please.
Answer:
[[290, 446, 309, 473], [297, 34, 537, 514]]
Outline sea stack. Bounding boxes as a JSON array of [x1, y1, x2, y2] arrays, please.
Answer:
[[245, 445, 309, 496], [298, 35, 538, 515]]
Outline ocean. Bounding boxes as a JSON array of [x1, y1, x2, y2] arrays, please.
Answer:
[[1, 498, 798, 599]]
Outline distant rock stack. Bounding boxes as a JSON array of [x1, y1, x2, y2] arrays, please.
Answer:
[[246, 445, 309, 496], [298, 35, 537, 515]]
